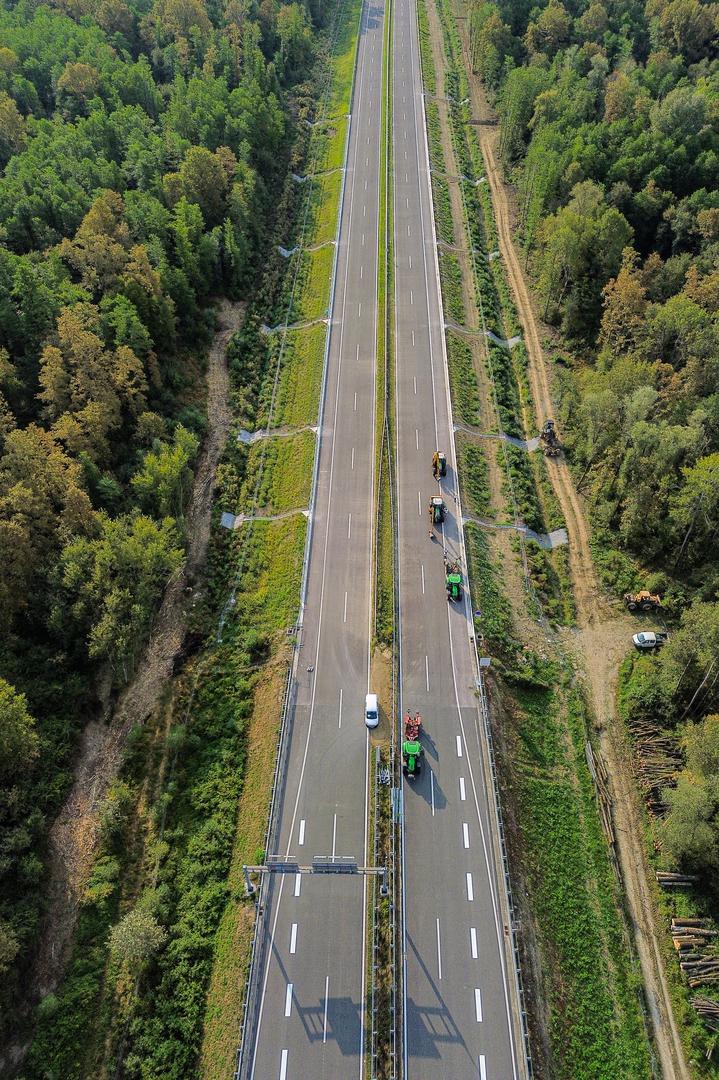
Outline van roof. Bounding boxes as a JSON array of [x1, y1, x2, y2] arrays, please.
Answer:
[[366, 692, 377, 704]]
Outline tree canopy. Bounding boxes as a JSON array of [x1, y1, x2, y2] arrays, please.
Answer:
[[0, 0, 321, 1050]]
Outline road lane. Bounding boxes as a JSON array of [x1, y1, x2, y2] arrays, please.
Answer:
[[246, 0, 386, 1075], [392, 0, 525, 1075]]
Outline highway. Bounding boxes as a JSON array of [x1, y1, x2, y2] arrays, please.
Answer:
[[244, 0, 525, 1072], [392, 0, 524, 1075], [246, 0, 384, 1075]]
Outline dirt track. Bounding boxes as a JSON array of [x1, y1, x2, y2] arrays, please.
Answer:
[[1, 300, 244, 1073], [456, 46, 691, 1080]]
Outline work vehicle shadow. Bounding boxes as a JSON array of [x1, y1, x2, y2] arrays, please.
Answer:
[[295, 991, 361, 1056], [421, 726, 438, 762], [405, 934, 466, 1059]]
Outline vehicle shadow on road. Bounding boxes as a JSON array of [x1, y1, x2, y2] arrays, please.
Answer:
[[408, 763, 446, 813]]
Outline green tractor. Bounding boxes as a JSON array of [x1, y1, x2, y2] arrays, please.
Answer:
[[402, 712, 423, 779], [444, 557, 463, 602], [402, 740, 423, 778]]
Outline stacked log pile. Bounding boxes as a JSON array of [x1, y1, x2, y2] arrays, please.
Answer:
[[671, 920, 719, 989], [692, 998, 719, 1031], [627, 718, 683, 815]]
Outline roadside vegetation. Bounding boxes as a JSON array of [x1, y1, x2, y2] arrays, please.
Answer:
[[2, 0, 362, 1076], [0, 0, 303, 1050], [620, 604, 719, 1073], [467, 0, 719, 1065], [420, 0, 653, 1072]]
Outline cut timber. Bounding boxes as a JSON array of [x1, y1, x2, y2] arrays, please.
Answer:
[[656, 871, 699, 887]]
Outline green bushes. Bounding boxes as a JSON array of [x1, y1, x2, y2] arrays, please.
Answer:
[[439, 250, 465, 322], [458, 438, 491, 516], [446, 333, 481, 426], [465, 524, 515, 653], [512, 683, 652, 1079]]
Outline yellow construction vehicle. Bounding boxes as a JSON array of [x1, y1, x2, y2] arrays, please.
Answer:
[[432, 451, 447, 479], [624, 590, 661, 612]]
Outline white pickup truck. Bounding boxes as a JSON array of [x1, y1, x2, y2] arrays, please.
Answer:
[[633, 631, 669, 650]]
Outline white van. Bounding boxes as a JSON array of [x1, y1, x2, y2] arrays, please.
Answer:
[[365, 693, 379, 729]]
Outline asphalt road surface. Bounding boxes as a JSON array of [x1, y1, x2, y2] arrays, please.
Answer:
[[247, 0, 384, 1076], [392, 0, 525, 1075]]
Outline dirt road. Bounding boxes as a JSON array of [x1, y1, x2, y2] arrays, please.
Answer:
[[454, 30, 690, 1080], [14, 299, 244, 1052]]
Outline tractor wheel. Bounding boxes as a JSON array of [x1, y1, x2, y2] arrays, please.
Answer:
[[641, 602, 652, 610], [627, 601, 637, 610]]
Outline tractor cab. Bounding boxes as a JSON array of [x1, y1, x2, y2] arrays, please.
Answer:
[[432, 451, 447, 479], [429, 496, 446, 525], [446, 572, 463, 602], [444, 556, 463, 601], [402, 740, 423, 778]]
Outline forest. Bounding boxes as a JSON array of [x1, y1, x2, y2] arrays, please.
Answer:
[[469, 0, 719, 588], [0, 0, 322, 1061]]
